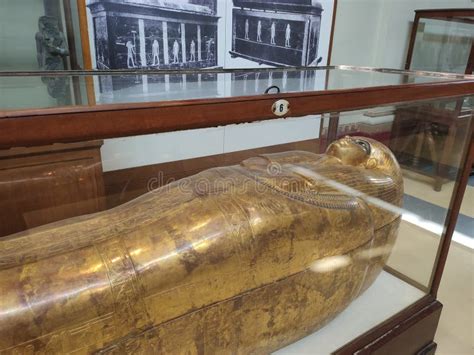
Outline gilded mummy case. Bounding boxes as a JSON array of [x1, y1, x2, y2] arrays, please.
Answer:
[[0, 137, 403, 354], [230, 0, 323, 66]]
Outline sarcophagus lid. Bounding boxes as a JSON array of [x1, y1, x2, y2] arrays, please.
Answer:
[[0, 137, 403, 354]]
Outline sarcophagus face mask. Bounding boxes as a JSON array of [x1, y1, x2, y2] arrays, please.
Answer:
[[0, 137, 403, 354]]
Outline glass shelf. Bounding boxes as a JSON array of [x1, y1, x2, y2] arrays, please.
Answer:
[[0, 66, 471, 111]]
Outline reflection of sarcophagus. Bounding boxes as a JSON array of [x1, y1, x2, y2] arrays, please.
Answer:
[[231, 0, 323, 66], [87, 0, 219, 72], [0, 137, 403, 354]]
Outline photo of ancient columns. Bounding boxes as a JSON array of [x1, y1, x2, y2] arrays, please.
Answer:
[[87, 0, 218, 70], [230, 1, 324, 67]]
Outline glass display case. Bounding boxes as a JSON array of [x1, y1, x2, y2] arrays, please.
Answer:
[[390, 9, 474, 191], [0, 66, 472, 354], [406, 9, 474, 75]]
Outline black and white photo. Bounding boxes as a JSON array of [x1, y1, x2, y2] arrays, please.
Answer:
[[229, 0, 323, 67], [225, 0, 335, 69], [86, 0, 220, 70], [83, 0, 335, 97]]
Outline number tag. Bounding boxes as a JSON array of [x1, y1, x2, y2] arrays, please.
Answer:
[[272, 99, 290, 117]]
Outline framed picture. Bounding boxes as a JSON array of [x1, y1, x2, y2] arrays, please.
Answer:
[[80, 0, 220, 70], [226, 0, 337, 68]]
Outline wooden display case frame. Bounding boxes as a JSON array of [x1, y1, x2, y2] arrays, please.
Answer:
[[405, 8, 474, 74], [0, 66, 473, 354], [391, 9, 474, 192]]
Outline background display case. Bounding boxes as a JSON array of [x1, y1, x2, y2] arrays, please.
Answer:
[[406, 9, 474, 75], [230, 0, 323, 66], [0, 66, 472, 354], [390, 9, 474, 191]]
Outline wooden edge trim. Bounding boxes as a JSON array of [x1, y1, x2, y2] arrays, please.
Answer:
[[3, 65, 470, 78], [466, 42, 474, 75], [0, 140, 104, 159], [76, 0, 96, 105], [354, 300, 442, 354], [414, 9, 474, 17], [429, 131, 474, 296], [0, 81, 472, 149], [333, 295, 436, 354], [63, 0, 78, 70], [1, 79, 472, 118], [326, 0, 338, 66], [77, 0, 92, 70], [383, 266, 429, 294], [405, 12, 420, 70]]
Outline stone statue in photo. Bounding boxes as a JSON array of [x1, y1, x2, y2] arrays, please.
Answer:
[[151, 39, 160, 66], [271, 21, 277, 45], [245, 18, 249, 40], [126, 40, 136, 68], [257, 20, 262, 42], [190, 40, 196, 62], [172, 39, 180, 63], [285, 23, 291, 48]]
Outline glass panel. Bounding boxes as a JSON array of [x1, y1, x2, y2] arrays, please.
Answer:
[[0, 0, 84, 71], [0, 67, 467, 111], [320, 95, 473, 288], [0, 95, 471, 353], [411, 17, 474, 74]]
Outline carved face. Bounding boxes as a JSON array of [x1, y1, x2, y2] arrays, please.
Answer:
[[326, 136, 400, 177], [38, 16, 60, 36], [326, 136, 374, 167]]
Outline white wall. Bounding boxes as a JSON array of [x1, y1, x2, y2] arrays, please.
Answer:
[[0, 0, 44, 70], [0, 0, 60, 109], [374, 0, 473, 70], [330, 0, 386, 68], [331, 0, 473, 69], [102, 116, 321, 172]]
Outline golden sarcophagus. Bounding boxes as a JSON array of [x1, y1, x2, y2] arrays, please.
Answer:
[[0, 137, 403, 354]]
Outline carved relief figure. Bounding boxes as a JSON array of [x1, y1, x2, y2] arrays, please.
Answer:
[[205, 38, 214, 61], [35, 16, 70, 105], [257, 20, 262, 42], [270, 21, 276, 45], [151, 39, 160, 66], [126, 40, 136, 68], [172, 39, 180, 63], [190, 39, 196, 62], [0, 137, 403, 354], [245, 18, 249, 40], [285, 23, 291, 47], [35, 16, 69, 70]]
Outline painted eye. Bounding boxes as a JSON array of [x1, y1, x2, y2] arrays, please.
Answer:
[[354, 139, 371, 155]]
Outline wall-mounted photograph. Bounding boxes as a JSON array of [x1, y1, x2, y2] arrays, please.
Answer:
[[79, 0, 336, 98], [225, 0, 336, 69], [83, 0, 336, 71], [86, 0, 220, 70]]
